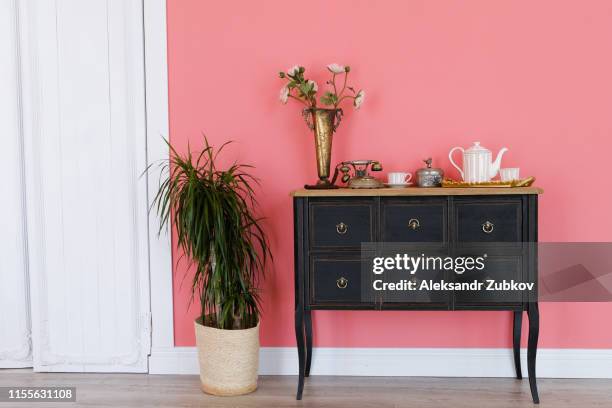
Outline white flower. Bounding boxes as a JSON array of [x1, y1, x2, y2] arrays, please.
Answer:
[[287, 65, 300, 76], [327, 63, 345, 74], [279, 86, 289, 104], [354, 90, 365, 109], [307, 80, 318, 92]]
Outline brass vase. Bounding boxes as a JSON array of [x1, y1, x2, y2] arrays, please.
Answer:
[[302, 108, 343, 189]]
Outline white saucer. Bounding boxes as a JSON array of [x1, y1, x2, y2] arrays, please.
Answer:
[[385, 182, 413, 188]]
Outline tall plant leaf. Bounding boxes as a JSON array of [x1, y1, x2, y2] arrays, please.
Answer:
[[151, 136, 271, 329]]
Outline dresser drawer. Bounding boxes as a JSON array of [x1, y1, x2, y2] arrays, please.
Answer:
[[309, 255, 371, 305], [454, 198, 522, 243], [309, 200, 374, 248], [381, 198, 447, 243], [453, 255, 525, 308]]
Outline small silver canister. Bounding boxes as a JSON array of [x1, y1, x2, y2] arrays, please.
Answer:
[[416, 158, 444, 187]]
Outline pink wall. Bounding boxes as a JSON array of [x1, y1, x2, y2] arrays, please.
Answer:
[[167, 0, 612, 348]]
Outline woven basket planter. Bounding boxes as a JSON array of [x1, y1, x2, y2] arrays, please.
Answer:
[[194, 319, 259, 396]]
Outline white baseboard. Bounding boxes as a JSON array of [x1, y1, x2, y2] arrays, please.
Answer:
[[149, 347, 612, 378], [0, 360, 32, 369]]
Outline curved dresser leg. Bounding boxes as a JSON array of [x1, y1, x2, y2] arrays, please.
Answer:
[[527, 302, 540, 404], [513, 311, 523, 379], [295, 307, 305, 400], [304, 310, 313, 377]]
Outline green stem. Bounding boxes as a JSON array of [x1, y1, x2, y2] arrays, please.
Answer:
[[288, 94, 309, 106], [336, 94, 357, 104], [340, 72, 348, 97], [332, 73, 337, 96], [335, 72, 349, 108]]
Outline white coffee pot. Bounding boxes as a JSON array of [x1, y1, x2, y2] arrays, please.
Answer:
[[449, 142, 508, 183]]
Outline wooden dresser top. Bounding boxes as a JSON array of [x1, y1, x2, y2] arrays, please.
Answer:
[[290, 186, 543, 197]]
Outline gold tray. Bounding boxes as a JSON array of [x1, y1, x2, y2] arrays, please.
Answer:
[[442, 176, 535, 188]]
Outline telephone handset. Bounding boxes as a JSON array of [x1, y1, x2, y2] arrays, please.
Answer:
[[331, 160, 384, 189]]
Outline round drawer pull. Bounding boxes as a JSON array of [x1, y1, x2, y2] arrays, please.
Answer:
[[408, 218, 420, 230], [482, 221, 494, 234], [336, 222, 348, 235], [336, 277, 348, 289]]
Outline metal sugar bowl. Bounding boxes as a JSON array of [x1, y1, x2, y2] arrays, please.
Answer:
[[416, 158, 444, 187]]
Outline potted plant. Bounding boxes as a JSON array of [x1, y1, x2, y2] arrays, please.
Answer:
[[152, 137, 271, 396], [278, 64, 365, 189]]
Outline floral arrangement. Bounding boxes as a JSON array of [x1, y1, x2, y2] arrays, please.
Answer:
[[278, 64, 364, 110]]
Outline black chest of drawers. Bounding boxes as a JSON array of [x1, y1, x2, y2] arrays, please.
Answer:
[[292, 187, 542, 403]]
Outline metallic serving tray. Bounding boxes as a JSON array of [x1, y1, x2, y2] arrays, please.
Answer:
[[442, 176, 535, 188]]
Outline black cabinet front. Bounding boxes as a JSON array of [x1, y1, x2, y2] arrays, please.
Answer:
[[381, 198, 447, 243], [453, 255, 524, 309], [304, 195, 534, 311], [309, 200, 375, 249], [454, 198, 523, 243], [309, 254, 375, 308]]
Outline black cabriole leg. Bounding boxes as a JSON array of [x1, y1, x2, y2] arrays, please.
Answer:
[[304, 310, 313, 377], [295, 307, 305, 400], [527, 302, 540, 404], [513, 311, 523, 379]]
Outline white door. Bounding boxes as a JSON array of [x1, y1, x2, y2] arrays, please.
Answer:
[[19, 0, 151, 372], [0, 0, 32, 369]]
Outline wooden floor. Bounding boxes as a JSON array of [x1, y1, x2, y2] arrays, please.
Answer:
[[1, 370, 611, 407]]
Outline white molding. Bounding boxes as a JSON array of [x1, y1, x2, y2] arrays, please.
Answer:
[[149, 347, 197, 375], [149, 347, 612, 378], [19, 0, 150, 373], [143, 0, 174, 354]]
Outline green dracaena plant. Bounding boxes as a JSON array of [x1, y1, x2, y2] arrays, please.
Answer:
[[150, 136, 271, 330]]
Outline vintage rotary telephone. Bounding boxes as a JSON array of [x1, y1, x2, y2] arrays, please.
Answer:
[[331, 160, 384, 188]]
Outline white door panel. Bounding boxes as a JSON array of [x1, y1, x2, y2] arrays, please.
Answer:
[[19, 0, 150, 372], [0, 0, 32, 368]]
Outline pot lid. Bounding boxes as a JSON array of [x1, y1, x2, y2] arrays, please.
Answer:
[[417, 158, 443, 174], [464, 141, 491, 155]]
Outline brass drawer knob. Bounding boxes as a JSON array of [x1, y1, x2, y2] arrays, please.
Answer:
[[336, 277, 348, 289], [336, 222, 348, 235], [408, 218, 420, 230], [482, 221, 494, 234]]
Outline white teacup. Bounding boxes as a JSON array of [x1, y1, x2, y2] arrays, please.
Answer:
[[499, 168, 520, 182], [388, 172, 412, 185]]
